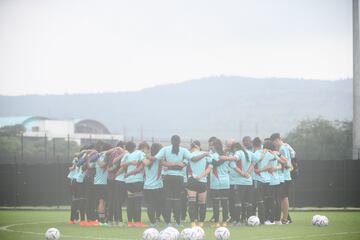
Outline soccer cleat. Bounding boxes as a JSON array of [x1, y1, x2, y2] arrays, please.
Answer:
[[68, 220, 75, 224], [99, 222, 109, 227], [274, 221, 282, 225], [134, 222, 147, 227], [127, 222, 134, 227], [79, 221, 88, 226], [281, 219, 290, 225], [90, 221, 99, 226], [264, 220, 275, 225]]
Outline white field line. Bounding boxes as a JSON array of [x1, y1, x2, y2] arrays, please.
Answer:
[[1, 221, 360, 240]]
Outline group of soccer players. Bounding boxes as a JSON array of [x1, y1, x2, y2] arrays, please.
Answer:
[[67, 133, 296, 228]]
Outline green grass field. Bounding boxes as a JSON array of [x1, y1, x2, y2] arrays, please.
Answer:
[[0, 210, 359, 240]]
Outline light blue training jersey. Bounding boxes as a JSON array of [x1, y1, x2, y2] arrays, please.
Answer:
[[279, 144, 292, 181], [123, 150, 145, 184], [229, 150, 253, 185], [188, 151, 213, 183], [144, 156, 163, 189], [155, 145, 191, 177], [209, 152, 233, 189]]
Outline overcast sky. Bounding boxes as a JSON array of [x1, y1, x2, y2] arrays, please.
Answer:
[[0, 0, 354, 95]]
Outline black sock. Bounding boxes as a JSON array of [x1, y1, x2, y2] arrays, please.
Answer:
[[188, 197, 197, 222], [198, 203, 206, 222], [98, 212, 105, 224], [134, 195, 143, 222], [70, 199, 77, 221], [212, 199, 220, 223], [234, 203, 241, 222], [127, 196, 134, 222], [173, 199, 182, 225], [257, 200, 265, 223], [164, 199, 172, 224], [221, 199, 229, 223]]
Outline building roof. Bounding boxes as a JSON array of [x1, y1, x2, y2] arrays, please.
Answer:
[[0, 116, 49, 127]]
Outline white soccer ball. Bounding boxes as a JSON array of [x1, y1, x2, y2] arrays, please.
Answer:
[[159, 230, 174, 240], [180, 228, 195, 240], [317, 215, 329, 227], [163, 227, 180, 240], [214, 227, 230, 240], [247, 216, 260, 227], [45, 228, 60, 240], [192, 226, 205, 240], [312, 215, 321, 226], [143, 228, 160, 240]]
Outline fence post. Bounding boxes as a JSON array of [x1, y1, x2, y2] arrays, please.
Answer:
[[67, 134, 70, 161], [56, 155, 60, 208], [45, 133, 48, 163], [20, 133, 23, 162], [14, 156, 18, 208]]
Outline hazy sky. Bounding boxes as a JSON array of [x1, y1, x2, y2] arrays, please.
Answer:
[[0, 0, 353, 95]]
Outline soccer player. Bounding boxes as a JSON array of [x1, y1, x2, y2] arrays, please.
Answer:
[[209, 138, 233, 227], [78, 147, 99, 226], [121, 141, 146, 227], [186, 140, 212, 227], [67, 154, 79, 224], [270, 133, 292, 224], [89, 145, 112, 226], [150, 135, 191, 227], [252, 137, 272, 224], [220, 142, 254, 226], [143, 143, 164, 227], [106, 141, 127, 226], [264, 140, 282, 225], [224, 139, 236, 224]]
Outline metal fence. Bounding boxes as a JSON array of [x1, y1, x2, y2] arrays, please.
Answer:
[[0, 134, 360, 207]]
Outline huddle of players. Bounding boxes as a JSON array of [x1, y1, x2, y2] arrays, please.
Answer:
[[67, 133, 295, 228]]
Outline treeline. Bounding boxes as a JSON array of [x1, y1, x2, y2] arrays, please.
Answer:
[[0, 118, 353, 162], [285, 118, 352, 160]]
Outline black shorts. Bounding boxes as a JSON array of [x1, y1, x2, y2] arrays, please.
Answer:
[[126, 182, 144, 194], [269, 184, 280, 200], [233, 185, 254, 204], [163, 175, 184, 200], [144, 188, 164, 205], [93, 184, 107, 201], [210, 189, 230, 200], [254, 181, 269, 202], [186, 177, 207, 193], [73, 182, 85, 199], [280, 180, 291, 199]]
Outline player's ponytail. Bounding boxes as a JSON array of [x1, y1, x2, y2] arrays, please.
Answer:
[[171, 135, 181, 155]]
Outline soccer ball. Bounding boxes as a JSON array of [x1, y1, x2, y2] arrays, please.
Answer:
[[162, 227, 179, 240], [180, 228, 195, 240], [192, 226, 205, 240], [45, 228, 60, 240], [159, 230, 174, 240], [214, 227, 230, 240], [312, 215, 321, 226], [143, 228, 160, 240], [317, 215, 329, 227], [247, 216, 260, 227]]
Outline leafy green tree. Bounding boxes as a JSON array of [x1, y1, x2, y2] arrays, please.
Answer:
[[285, 118, 352, 160]]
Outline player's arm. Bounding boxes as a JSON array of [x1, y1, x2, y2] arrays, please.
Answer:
[[191, 152, 209, 162], [194, 165, 212, 180], [125, 162, 144, 177]]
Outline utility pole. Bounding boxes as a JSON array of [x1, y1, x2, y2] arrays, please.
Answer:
[[353, 0, 360, 160]]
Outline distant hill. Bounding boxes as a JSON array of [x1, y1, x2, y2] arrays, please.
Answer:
[[0, 76, 352, 140]]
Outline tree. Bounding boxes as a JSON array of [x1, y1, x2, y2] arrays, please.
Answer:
[[285, 118, 352, 160]]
